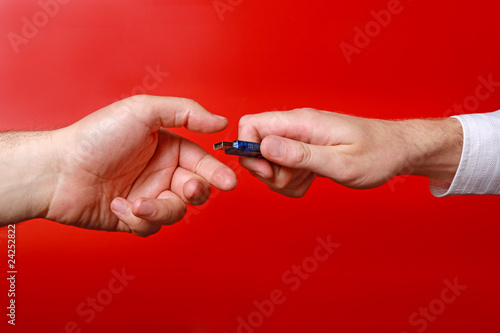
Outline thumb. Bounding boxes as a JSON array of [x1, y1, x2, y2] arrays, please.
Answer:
[[261, 136, 338, 177]]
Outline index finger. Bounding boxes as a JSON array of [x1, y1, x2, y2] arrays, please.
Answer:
[[238, 111, 291, 142], [238, 109, 339, 145], [120, 95, 229, 134], [239, 109, 321, 143], [178, 137, 238, 191]]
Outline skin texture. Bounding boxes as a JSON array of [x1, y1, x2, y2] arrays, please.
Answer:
[[0, 96, 237, 237], [238, 108, 463, 198]]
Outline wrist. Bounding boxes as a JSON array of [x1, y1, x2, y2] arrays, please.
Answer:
[[0, 131, 62, 225], [396, 118, 463, 183]]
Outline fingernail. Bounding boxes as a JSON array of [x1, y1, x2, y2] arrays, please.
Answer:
[[213, 114, 227, 121], [137, 201, 156, 217], [266, 137, 285, 157], [196, 182, 211, 201], [111, 199, 128, 214], [191, 183, 210, 205], [192, 182, 205, 198]]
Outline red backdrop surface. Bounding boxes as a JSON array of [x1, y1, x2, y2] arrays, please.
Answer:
[[1, 1, 500, 332]]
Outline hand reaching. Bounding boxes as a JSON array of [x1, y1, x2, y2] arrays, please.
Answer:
[[40, 96, 237, 236], [238, 108, 462, 197]]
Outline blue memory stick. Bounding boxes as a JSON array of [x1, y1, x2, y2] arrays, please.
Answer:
[[214, 140, 262, 158]]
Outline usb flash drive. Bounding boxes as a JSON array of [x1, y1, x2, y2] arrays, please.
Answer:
[[214, 140, 262, 158]]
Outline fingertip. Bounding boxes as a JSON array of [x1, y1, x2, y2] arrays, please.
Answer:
[[213, 114, 228, 122], [238, 114, 261, 141], [132, 199, 156, 218], [111, 198, 162, 237], [213, 114, 229, 131], [196, 114, 229, 134], [111, 198, 129, 215], [212, 166, 238, 191], [261, 136, 285, 160]]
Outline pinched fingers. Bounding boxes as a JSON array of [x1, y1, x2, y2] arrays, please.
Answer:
[[111, 191, 186, 237]]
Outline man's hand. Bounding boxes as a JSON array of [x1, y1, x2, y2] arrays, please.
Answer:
[[0, 96, 237, 237], [238, 108, 463, 198]]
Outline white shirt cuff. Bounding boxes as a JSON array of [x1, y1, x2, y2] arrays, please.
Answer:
[[430, 110, 500, 197]]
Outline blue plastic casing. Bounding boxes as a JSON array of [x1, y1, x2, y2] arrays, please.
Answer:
[[214, 140, 262, 158]]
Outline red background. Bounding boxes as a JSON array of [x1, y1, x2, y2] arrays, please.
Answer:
[[1, 0, 500, 332]]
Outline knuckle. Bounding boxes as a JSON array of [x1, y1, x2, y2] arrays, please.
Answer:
[[181, 98, 200, 110], [289, 108, 320, 131], [122, 95, 150, 117], [293, 143, 313, 168], [194, 153, 210, 175], [238, 114, 259, 138], [238, 114, 254, 128], [126, 94, 149, 106], [182, 97, 196, 104], [333, 156, 360, 185], [134, 94, 148, 99], [293, 108, 318, 118]]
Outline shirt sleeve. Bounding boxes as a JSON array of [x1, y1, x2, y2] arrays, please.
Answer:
[[430, 110, 500, 197]]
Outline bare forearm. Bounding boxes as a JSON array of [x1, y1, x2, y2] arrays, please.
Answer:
[[0, 131, 60, 226], [395, 118, 463, 183]]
